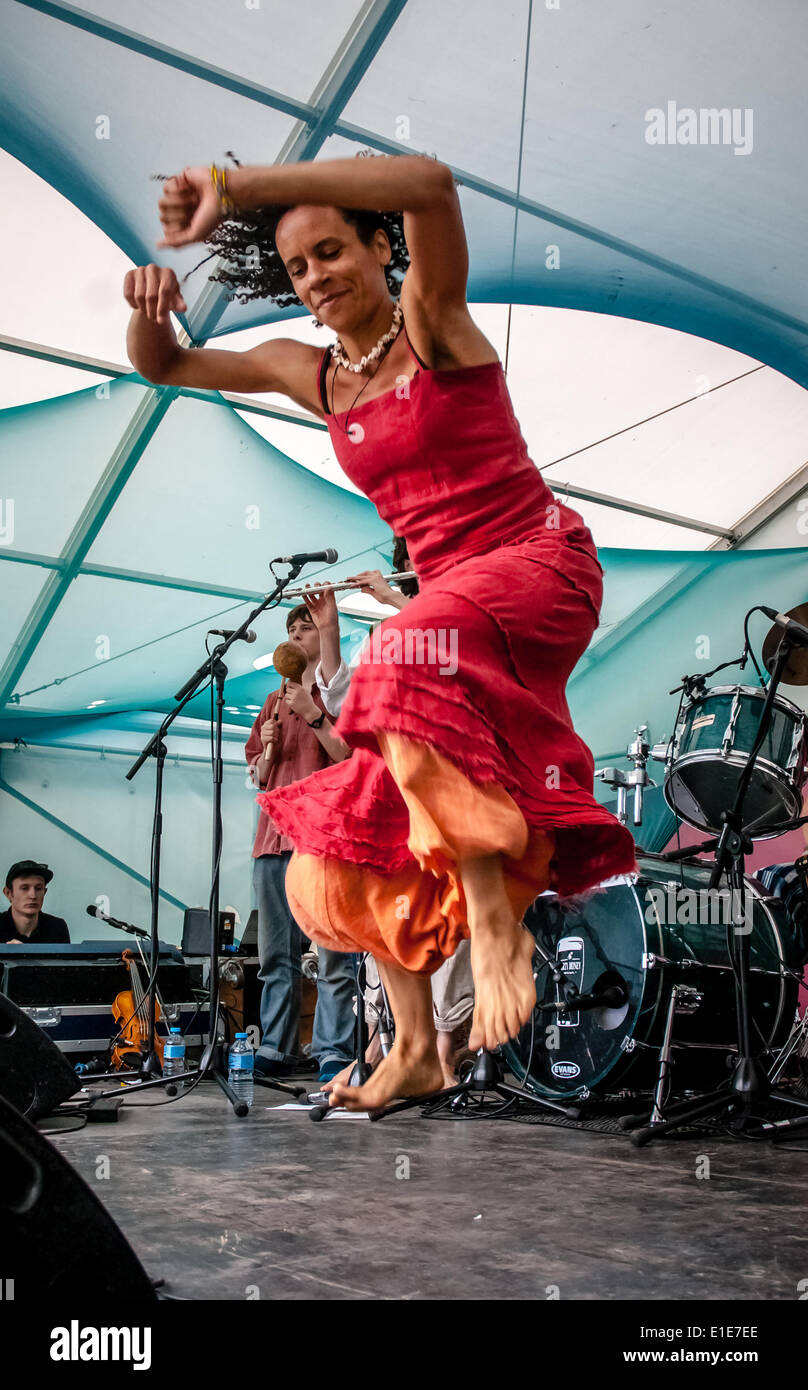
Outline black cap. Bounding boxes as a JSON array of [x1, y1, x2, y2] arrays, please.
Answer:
[[5, 860, 53, 889]]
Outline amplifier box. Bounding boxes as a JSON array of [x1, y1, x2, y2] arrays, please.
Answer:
[[20, 1002, 210, 1056], [0, 956, 192, 1008]]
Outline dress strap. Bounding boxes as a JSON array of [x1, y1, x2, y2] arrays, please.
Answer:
[[402, 323, 428, 370], [319, 324, 424, 412], [318, 344, 333, 415]]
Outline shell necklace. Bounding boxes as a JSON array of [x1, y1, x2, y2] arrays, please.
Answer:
[[331, 300, 403, 372]]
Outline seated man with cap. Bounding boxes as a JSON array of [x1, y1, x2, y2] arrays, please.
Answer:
[[2, 861, 70, 945]]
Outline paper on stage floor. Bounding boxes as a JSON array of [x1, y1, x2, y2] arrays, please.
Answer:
[[269, 1103, 370, 1119]]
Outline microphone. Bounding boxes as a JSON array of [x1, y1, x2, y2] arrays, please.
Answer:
[[272, 548, 338, 567], [208, 628, 258, 642], [86, 905, 148, 938], [761, 607, 808, 649], [538, 984, 628, 1014]]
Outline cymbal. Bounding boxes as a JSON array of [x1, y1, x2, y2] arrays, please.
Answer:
[[762, 602, 808, 685]]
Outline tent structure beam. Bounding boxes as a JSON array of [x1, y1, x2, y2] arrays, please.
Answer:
[[0, 551, 393, 605], [0, 334, 128, 379], [0, 550, 62, 573], [2, 739, 247, 767], [0, 770, 188, 911], [713, 459, 808, 550], [0, 388, 178, 708], [0, 550, 268, 600], [13, 3, 808, 343], [545, 481, 734, 539], [0, 336, 331, 428], [13, 0, 317, 122]]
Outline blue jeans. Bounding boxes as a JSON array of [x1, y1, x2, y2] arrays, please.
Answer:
[[253, 852, 357, 1068]]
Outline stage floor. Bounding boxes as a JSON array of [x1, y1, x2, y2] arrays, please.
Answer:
[[50, 1077, 808, 1302]]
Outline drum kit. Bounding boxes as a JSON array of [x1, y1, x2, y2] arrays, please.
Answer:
[[503, 602, 808, 1145]]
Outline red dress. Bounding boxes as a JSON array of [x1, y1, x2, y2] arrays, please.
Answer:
[[262, 326, 637, 915]]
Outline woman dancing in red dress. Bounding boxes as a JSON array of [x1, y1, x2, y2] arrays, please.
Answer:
[[126, 152, 637, 1111]]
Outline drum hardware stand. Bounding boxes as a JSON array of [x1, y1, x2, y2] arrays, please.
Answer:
[[119, 559, 313, 1114], [627, 634, 808, 1146], [617, 984, 702, 1132], [659, 812, 808, 865], [768, 1007, 808, 1091], [309, 953, 383, 1119], [348, 954, 373, 1088], [596, 725, 655, 827]]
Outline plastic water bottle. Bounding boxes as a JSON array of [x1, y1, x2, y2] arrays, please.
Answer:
[[163, 1028, 186, 1088], [228, 1032, 255, 1108]]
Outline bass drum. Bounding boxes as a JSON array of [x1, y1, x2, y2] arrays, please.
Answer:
[[502, 854, 801, 1101]]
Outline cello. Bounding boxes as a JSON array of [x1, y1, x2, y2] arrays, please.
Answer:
[[111, 948, 167, 1072]]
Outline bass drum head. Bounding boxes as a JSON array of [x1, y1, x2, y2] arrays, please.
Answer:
[[502, 857, 800, 1102], [502, 875, 662, 1099]]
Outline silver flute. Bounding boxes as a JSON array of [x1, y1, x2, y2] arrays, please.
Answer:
[[283, 571, 417, 599]]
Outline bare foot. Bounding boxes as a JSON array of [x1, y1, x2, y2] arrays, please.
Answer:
[[468, 918, 536, 1052], [329, 1039, 445, 1113]]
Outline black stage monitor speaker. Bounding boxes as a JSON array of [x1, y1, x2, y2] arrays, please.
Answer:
[[0, 1093, 157, 1300], [182, 907, 236, 956], [0, 991, 81, 1119]]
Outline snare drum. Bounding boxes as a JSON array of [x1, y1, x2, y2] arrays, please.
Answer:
[[502, 855, 801, 1101], [664, 684, 807, 838]]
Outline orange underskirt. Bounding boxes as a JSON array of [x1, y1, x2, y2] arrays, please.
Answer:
[[285, 732, 556, 975]]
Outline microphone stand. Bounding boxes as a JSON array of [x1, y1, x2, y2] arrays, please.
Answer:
[[120, 561, 310, 1111], [627, 635, 808, 1146]]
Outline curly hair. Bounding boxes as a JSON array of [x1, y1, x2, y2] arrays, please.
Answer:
[[182, 150, 410, 309]]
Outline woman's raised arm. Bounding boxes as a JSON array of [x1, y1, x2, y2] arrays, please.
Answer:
[[157, 155, 470, 312]]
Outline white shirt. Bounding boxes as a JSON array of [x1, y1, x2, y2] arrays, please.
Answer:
[[312, 656, 354, 718]]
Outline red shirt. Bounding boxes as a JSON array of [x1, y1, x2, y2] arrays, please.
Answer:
[[245, 684, 333, 857]]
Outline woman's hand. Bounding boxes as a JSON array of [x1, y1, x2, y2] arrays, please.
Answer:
[[302, 586, 339, 630], [283, 682, 319, 723], [156, 167, 223, 249], [123, 265, 187, 323]]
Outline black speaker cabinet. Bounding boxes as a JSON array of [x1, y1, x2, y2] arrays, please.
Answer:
[[182, 907, 235, 955], [0, 991, 80, 1119], [0, 1093, 156, 1299]]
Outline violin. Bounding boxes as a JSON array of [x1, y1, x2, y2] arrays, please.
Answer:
[[111, 948, 166, 1072]]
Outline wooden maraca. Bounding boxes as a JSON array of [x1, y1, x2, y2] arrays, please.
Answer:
[[273, 640, 307, 684], [263, 641, 308, 761]]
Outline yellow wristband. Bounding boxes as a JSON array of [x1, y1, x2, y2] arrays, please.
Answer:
[[209, 163, 239, 218]]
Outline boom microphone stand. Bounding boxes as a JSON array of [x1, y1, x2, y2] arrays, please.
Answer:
[[119, 560, 314, 1112]]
